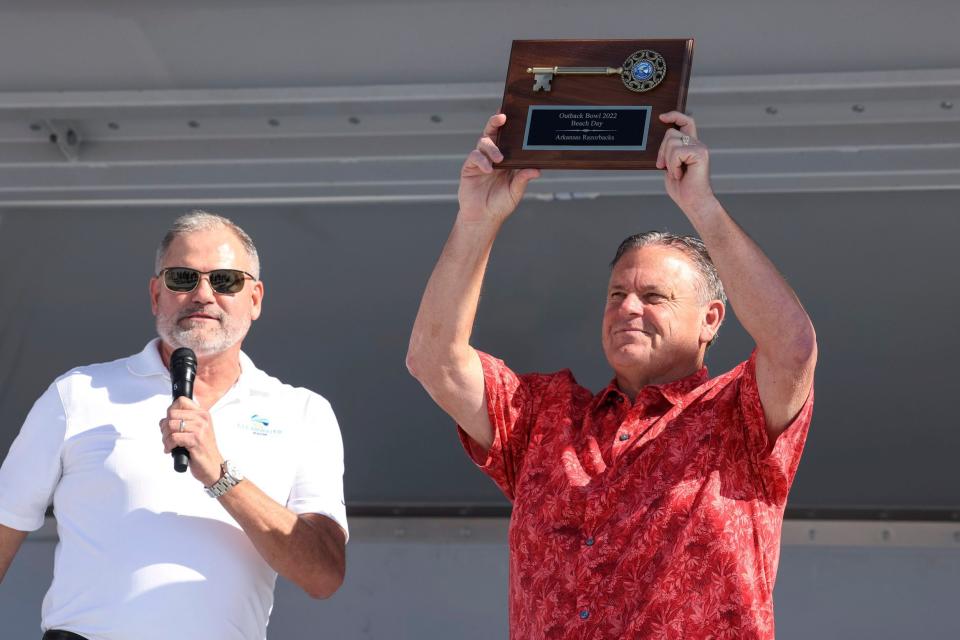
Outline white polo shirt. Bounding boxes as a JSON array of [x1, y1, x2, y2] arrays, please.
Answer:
[[0, 340, 348, 640]]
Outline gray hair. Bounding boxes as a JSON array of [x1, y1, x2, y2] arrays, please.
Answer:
[[155, 210, 260, 279], [610, 231, 726, 346]]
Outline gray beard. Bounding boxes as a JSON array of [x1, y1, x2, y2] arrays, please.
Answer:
[[156, 310, 248, 356]]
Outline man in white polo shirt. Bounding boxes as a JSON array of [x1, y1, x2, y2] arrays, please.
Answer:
[[0, 211, 348, 640]]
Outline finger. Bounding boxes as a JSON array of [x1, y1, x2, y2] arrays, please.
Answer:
[[477, 136, 504, 164], [662, 140, 683, 180], [516, 168, 541, 182], [659, 111, 698, 138], [481, 113, 507, 139], [166, 406, 209, 422], [163, 432, 197, 454], [512, 168, 540, 189], [656, 130, 673, 169], [159, 418, 176, 440], [508, 168, 540, 201], [657, 133, 680, 172], [164, 411, 188, 431], [163, 413, 205, 436], [669, 145, 700, 180], [170, 396, 201, 411], [664, 132, 705, 179], [463, 149, 494, 174], [668, 145, 686, 180], [159, 417, 176, 438], [656, 128, 686, 169], [167, 408, 193, 419]]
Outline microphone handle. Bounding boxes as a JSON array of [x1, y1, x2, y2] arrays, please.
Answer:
[[172, 379, 193, 473], [173, 447, 190, 473]]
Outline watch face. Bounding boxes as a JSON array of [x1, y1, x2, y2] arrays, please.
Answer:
[[224, 460, 243, 482]]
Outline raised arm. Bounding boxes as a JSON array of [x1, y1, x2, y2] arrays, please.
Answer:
[[406, 114, 540, 451], [657, 111, 817, 439]]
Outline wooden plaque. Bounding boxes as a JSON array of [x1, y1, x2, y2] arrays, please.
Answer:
[[496, 39, 694, 170]]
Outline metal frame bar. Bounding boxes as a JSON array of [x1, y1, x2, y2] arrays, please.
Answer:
[[1, 68, 959, 206]]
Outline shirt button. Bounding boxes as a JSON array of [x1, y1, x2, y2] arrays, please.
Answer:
[[579, 610, 590, 620], [585, 537, 595, 546], [618, 433, 630, 441]]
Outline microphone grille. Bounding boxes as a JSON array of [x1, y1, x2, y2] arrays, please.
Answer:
[[170, 347, 197, 370]]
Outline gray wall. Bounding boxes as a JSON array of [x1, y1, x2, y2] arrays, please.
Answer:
[[3, 519, 959, 639], [1, 190, 958, 509]]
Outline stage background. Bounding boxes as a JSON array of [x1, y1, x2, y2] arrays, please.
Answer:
[[0, 193, 958, 512], [1, 0, 959, 637]]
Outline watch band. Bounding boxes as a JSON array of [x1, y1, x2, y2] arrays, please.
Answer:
[[205, 460, 243, 498]]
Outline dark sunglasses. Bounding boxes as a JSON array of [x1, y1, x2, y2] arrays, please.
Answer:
[[158, 267, 256, 294]]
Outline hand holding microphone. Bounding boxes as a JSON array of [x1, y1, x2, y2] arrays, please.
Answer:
[[162, 348, 224, 486]]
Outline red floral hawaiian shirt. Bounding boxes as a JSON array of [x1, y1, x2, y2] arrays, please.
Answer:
[[458, 350, 813, 640]]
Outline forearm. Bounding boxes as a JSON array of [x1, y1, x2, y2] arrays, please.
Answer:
[[408, 113, 536, 447], [658, 112, 816, 433], [0, 524, 28, 583], [684, 198, 816, 364], [407, 214, 502, 381], [219, 480, 345, 599]]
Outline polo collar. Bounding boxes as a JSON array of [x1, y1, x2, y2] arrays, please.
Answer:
[[126, 339, 169, 378], [126, 338, 267, 394], [595, 365, 710, 408]]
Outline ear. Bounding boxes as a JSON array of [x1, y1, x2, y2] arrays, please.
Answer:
[[249, 280, 264, 322], [149, 277, 161, 316], [700, 300, 725, 344]]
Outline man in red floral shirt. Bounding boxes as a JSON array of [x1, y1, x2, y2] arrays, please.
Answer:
[[406, 111, 817, 639]]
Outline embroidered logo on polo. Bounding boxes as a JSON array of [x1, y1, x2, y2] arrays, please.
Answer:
[[237, 414, 283, 437]]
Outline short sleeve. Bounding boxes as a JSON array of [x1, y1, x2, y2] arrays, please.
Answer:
[[286, 393, 349, 542], [738, 351, 814, 504], [0, 381, 67, 531], [456, 351, 553, 501]]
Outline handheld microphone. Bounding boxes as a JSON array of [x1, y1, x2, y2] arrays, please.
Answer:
[[170, 347, 197, 473]]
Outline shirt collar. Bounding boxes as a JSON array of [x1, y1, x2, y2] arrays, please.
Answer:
[[126, 338, 268, 394], [595, 365, 710, 409], [126, 338, 169, 378]]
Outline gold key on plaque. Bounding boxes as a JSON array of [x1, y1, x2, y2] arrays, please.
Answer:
[[527, 50, 666, 93]]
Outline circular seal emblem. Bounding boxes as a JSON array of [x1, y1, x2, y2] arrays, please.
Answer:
[[632, 61, 655, 82], [621, 50, 667, 93]]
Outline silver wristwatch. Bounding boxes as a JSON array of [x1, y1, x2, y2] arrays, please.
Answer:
[[205, 459, 244, 498]]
